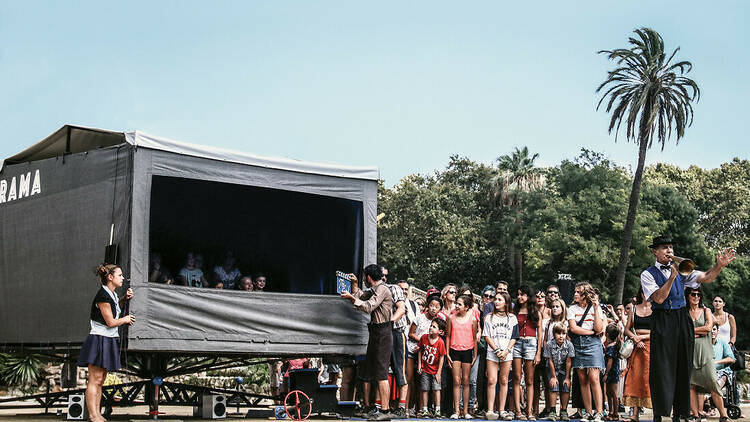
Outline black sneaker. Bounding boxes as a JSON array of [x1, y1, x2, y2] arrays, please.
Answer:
[[392, 408, 407, 419], [359, 406, 378, 418], [369, 411, 393, 421]]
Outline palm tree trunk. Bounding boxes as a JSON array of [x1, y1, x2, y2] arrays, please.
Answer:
[[613, 134, 650, 303]]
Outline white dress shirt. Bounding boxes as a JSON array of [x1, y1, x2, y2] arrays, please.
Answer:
[[640, 260, 704, 301]]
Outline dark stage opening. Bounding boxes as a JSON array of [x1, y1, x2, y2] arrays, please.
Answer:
[[149, 176, 364, 294]]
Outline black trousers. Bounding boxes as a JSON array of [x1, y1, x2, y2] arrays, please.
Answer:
[[477, 342, 488, 410], [649, 307, 695, 418]]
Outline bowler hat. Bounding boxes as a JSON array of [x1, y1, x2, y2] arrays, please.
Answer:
[[649, 235, 675, 249]]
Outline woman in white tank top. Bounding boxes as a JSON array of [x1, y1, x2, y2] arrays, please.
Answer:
[[712, 295, 736, 346]]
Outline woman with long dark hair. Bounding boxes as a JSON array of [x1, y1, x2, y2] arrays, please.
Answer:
[[77, 264, 134, 422], [512, 285, 543, 420]]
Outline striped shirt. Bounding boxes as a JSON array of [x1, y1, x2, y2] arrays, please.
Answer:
[[388, 284, 408, 332]]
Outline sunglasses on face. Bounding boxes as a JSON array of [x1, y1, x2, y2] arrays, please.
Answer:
[[536, 294, 545, 298], [689, 292, 702, 297], [448, 290, 456, 294], [547, 290, 559, 295], [483, 293, 494, 298]]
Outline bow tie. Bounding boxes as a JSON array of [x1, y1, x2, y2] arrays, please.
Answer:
[[660, 265, 671, 270]]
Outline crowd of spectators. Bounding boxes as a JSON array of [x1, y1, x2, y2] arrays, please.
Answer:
[[269, 272, 741, 422], [147, 247, 738, 422], [148, 251, 269, 292]]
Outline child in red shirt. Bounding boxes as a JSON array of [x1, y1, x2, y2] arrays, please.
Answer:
[[417, 318, 447, 418]]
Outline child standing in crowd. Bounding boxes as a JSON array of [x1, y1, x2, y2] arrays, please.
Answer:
[[409, 295, 443, 414], [484, 292, 519, 421], [446, 294, 479, 419], [513, 285, 543, 421], [418, 319, 447, 418], [567, 282, 605, 422], [603, 324, 621, 420], [544, 299, 568, 344], [543, 323, 575, 421]]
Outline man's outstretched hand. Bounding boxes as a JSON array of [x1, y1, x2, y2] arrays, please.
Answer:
[[717, 248, 736, 268]]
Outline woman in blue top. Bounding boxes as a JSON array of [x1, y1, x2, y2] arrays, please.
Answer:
[[77, 264, 135, 422]]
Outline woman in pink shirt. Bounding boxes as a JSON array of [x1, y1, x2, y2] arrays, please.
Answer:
[[446, 294, 479, 419]]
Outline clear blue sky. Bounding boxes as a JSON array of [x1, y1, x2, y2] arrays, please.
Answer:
[[1, 1, 747, 185]]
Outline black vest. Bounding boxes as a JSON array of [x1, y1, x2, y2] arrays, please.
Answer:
[[89, 286, 118, 325]]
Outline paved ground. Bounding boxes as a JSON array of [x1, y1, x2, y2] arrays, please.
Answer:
[[0, 404, 749, 422]]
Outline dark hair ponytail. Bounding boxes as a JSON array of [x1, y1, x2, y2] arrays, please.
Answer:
[[96, 264, 120, 285]]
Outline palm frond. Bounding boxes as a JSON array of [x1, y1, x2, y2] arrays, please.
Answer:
[[596, 27, 699, 149]]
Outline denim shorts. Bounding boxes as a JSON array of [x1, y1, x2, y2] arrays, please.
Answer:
[[570, 335, 605, 370], [513, 337, 538, 360], [419, 371, 441, 391], [547, 372, 570, 393]]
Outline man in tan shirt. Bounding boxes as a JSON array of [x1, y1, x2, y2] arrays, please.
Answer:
[[341, 264, 393, 420]]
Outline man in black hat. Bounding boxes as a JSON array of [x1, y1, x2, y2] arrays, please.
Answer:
[[640, 235, 735, 422]]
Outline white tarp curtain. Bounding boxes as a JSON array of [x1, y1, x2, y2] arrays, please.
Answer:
[[125, 131, 379, 181]]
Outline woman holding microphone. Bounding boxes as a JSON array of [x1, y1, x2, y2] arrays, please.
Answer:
[[77, 264, 135, 422]]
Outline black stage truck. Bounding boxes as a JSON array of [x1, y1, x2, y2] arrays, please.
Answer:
[[0, 125, 378, 419]]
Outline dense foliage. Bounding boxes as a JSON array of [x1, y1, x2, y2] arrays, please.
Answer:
[[378, 151, 749, 347]]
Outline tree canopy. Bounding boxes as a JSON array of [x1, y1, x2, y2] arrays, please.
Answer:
[[378, 150, 748, 346]]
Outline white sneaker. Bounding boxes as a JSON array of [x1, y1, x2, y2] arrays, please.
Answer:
[[592, 413, 603, 422], [487, 411, 499, 420], [465, 414, 474, 420], [450, 414, 460, 419]]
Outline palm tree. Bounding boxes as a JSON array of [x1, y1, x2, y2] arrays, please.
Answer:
[[490, 146, 544, 287], [597, 27, 700, 303]]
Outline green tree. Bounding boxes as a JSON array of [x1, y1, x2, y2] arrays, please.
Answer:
[[524, 150, 708, 303], [645, 159, 750, 253], [378, 156, 502, 290], [597, 27, 700, 303], [490, 146, 544, 287]]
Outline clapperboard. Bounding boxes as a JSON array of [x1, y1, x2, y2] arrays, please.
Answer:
[[336, 271, 351, 294]]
